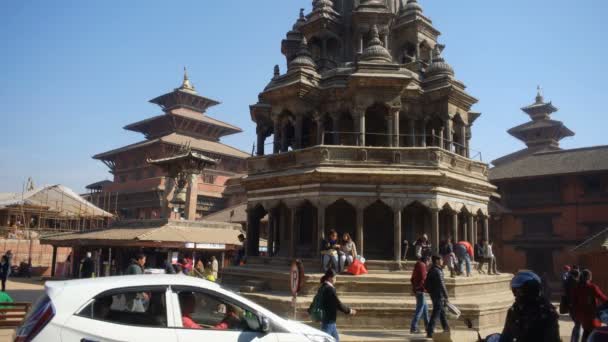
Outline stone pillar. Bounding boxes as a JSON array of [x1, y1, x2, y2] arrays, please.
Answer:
[[331, 114, 340, 145], [289, 207, 298, 258], [452, 211, 459, 242], [409, 119, 416, 147], [353, 112, 365, 146], [273, 117, 281, 154], [445, 118, 453, 152], [438, 127, 444, 149], [460, 125, 467, 156], [421, 119, 427, 147], [431, 208, 440, 254], [267, 209, 275, 256], [393, 208, 402, 261], [462, 221, 468, 242], [246, 209, 260, 257], [386, 115, 394, 147], [256, 126, 265, 156], [393, 109, 400, 147], [483, 216, 489, 242], [314, 113, 324, 145], [184, 174, 198, 221], [468, 215, 475, 245], [294, 116, 303, 149], [280, 121, 289, 152], [316, 203, 326, 257], [356, 207, 364, 257]]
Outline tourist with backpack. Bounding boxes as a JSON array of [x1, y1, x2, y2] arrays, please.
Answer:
[[308, 269, 356, 341]]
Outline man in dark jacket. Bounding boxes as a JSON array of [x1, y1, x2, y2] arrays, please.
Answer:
[[410, 256, 430, 334], [125, 253, 146, 275], [501, 271, 560, 342], [318, 269, 356, 341], [425, 255, 449, 338], [80, 252, 95, 278]]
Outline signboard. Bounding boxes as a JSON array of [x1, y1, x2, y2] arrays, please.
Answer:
[[184, 242, 195, 249], [195, 243, 226, 250], [290, 260, 303, 297]]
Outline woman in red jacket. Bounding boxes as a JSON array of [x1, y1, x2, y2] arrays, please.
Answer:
[[571, 269, 608, 341]]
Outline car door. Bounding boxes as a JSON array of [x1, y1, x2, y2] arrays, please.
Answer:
[[169, 286, 277, 342], [61, 286, 177, 342]]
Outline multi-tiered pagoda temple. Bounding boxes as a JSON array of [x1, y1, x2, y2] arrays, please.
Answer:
[[244, 0, 496, 261], [92, 70, 248, 220]]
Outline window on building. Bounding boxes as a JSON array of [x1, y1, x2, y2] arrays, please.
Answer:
[[77, 288, 167, 327], [503, 178, 561, 208], [520, 214, 555, 237], [581, 174, 608, 197], [203, 174, 216, 184]]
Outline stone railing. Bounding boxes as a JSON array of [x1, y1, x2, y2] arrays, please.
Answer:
[[248, 145, 489, 179]]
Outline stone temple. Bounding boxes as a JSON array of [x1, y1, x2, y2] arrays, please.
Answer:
[[224, 0, 513, 339]]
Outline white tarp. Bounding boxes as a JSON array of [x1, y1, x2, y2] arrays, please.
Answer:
[[0, 184, 113, 218]]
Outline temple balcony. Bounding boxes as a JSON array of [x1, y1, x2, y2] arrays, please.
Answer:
[[249, 132, 488, 180]]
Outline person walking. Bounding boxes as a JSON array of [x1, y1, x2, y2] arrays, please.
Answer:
[[425, 255, 450, 338], [439, 238, 455, 278], [565, 268, 581, 342], [80, 252, 95, 278], [125, 253, 146, 275], [501, 271, 560, 342], [454, 241, 473, 277], [571, 269, 608, 342], [317, 269, 356, 341], [0, 256, 10, 292], [410, 256, 430, 334], [211, 256, 219, 279]]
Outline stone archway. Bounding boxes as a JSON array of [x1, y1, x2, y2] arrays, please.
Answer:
[[325, 199, 356, 242], [364, 200, 394, 260], [403, 202, 431, 260]]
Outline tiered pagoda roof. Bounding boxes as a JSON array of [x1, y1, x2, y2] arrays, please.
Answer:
[[94, 69, 247, 163]]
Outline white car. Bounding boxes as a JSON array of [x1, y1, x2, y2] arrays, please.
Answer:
[[14, 274, 333, 342]]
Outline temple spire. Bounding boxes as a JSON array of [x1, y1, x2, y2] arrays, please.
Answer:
[[179, 66, 196, 93], [536, 85, 544, 104]]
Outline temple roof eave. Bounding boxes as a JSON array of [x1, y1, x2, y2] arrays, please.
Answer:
[[149, 89, 221, 113]]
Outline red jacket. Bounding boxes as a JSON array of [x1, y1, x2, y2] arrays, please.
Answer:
[[457, 241, 474, 258], [411, 261, 428, 293], [570, 281, 608, 330]]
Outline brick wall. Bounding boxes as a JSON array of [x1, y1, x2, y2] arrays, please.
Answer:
[[0, 239, 71, 274]]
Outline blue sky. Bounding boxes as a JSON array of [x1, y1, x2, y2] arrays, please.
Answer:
[[0, 0, 606, 193]]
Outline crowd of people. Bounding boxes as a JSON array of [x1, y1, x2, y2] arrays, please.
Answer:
[[562, 265, 608, 341]]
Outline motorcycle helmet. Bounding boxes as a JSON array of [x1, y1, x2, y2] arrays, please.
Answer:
[[510, 271, 542, 300]]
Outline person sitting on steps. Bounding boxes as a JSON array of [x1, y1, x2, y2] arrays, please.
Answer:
[[321, 229, 343, 272]]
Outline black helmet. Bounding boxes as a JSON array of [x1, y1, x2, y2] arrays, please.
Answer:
[[511, 271, 542, 300], [511, 271, 541, 289]]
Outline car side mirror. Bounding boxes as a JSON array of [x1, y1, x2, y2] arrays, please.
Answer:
[[260, 316, 270, 333]]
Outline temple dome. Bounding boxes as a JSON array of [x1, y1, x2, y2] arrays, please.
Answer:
[[289, 37, 317, 70], [426, 47, 454, 77], [360, 25, 392, 63]]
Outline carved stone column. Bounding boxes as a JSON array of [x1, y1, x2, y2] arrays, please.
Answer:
[[392, 108, 400, 147], [452, 211, 459, 242], [386, 115, 394, 147], [314, 112, 324, 145], [246, 208, 261, 257], [468, 214, 475, 260], [409, 119, 416, 147], [315, 203, 327, 257], [273, 116, 281, 154], [431, 208, 440, 254], [393, 207, 402, 261], [438, 127, 444, 149], [256, 125, 265, 156], [483, 216, 489, 242], [331, 113, 340, 145], [444, 118, 453, 151], [460, 125, 467, 156], [421, 119, 427, 147], [356, 206, 364, 257], [353, 111, 366, 146]]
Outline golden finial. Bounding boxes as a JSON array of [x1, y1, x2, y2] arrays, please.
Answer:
[[179, 66, 196, 92]]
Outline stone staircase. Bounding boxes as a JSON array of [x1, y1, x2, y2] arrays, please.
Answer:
[[221, 257, 513, 337]]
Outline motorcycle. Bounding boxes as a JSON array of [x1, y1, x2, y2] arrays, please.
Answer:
[[464, 318, 501, 342]]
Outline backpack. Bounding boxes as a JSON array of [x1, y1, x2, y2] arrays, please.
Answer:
[[308, 286, 325, 322]]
